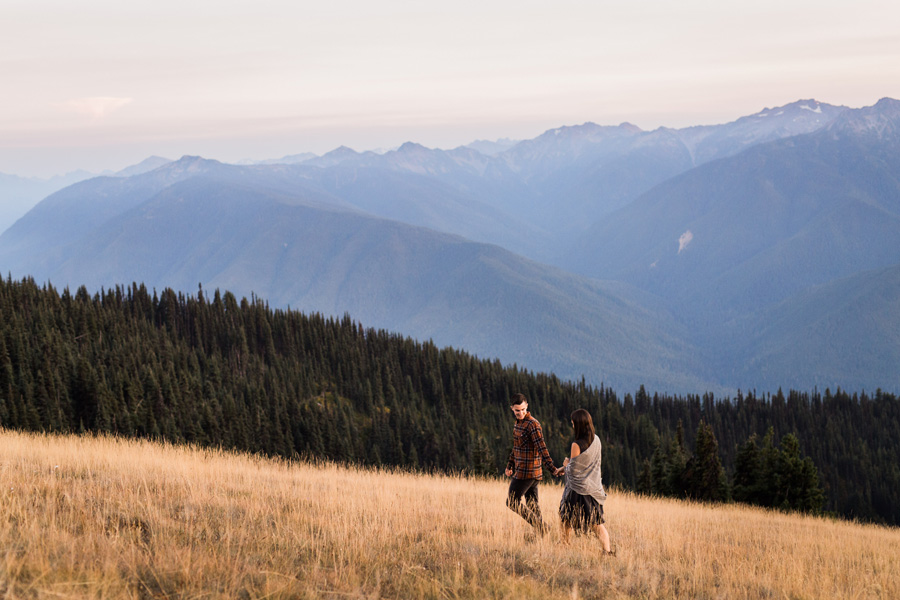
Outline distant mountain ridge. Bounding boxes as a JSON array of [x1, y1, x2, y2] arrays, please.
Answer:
[[675, 99, 846, 164], [0, 171, 96, 235], [565, 98, 900, 391], [0, 161, 711, 392], [3, 98, 898, 393], [566, 98, 900, 298], [259, 100, 849, 259], [0, 157, 172, 236]]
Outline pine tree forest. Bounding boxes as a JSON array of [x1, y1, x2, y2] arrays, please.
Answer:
[[1, 276, 898, 525]]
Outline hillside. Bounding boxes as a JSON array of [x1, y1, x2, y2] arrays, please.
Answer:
[[1, 276, 898, 524], [0, 161, 709, 393], [725, 262, 900, 391], [3, 429, 898, 599], [566, 99, 900, 302], [0, 171, 93, 235], [565, 98, 900, 391], [0, 158, 172, 236]]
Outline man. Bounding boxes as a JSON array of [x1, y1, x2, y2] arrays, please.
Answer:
[[505, 393, 560, 537]]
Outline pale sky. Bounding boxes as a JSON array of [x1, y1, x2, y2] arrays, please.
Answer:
[[2, 0, 900, 177]]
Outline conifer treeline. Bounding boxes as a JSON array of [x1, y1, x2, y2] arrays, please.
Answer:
[[1, 276, 898, 525], [638, 421, 825, 514]]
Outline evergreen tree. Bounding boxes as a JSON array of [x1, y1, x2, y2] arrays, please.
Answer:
[[733, 434, 762, 504], [470, 433, 496, 476], [665, 421, 690, 498], [71, 357, 100, 431], [774, 433, 824, 514], [649, 443, 669, 496], [637, 459, 653, 495], [687, 421, 728, 502]]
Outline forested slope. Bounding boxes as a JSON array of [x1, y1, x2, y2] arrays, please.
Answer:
[[1, 276, 897, 524]]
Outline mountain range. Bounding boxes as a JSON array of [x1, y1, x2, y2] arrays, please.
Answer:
[[2, 98, 898, 394], [0, 156, 172, 235]]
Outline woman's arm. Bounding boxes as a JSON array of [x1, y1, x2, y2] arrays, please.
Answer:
[[570, 441, 581, 458], [562, 441, 580, 471]]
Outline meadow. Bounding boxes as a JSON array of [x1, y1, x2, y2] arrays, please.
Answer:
[[2, 428, 898, 599]]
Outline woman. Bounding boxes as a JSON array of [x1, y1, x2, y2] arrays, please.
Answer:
[[557, 409, 613, 553]]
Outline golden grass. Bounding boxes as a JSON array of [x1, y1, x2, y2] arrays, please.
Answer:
[[2, 428, 898, 599]]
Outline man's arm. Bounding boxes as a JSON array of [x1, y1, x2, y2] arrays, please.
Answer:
[[529, 422, 557, 474]]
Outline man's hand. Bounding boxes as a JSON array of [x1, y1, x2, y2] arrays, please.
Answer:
[[505, 467, 513, 477], [554, 467, 564, 477]]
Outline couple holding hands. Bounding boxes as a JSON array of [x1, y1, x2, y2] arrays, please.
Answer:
[[504, 393, 613, 553]]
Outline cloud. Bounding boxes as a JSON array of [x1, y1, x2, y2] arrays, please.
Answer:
[[62, 97, 133, 119]]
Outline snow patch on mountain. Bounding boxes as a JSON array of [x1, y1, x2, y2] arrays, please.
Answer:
[[678, 230, 693, 254]]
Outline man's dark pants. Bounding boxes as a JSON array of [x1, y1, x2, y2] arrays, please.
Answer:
[[507, 477, 543, 529]]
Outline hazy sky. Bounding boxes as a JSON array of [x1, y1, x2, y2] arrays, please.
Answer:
[[3, 0, 900, 177]]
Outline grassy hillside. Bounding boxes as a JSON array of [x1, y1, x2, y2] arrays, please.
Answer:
[[2, 276, 898, 523], [3, 429, 897, 599]]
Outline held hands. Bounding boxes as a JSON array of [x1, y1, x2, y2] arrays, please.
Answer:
[[507, 464, 566, 477], [553, 456, 570, 477]]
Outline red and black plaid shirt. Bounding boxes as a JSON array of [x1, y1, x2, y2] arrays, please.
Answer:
[[506, 412, 557, 480]]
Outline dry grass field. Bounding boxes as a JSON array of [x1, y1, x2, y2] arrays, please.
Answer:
[[2, 428, 899, 599]]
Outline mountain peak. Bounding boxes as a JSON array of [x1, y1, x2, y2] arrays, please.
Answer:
[[874, 97, 900, 113], [166, 155, 224, 173], [529, 121, 642, 146], [324, 145, 359, 157], [750, 99, 843, 120], [619, 122, 642, 133], [303, 146, 362, 168], [114, 156, 173, 177], [788, 99, 823, 112], [173, 155, 215, 165], [384, 142, 453, 174], [396, 141, 430, 154], [828, 97, 900, 140]]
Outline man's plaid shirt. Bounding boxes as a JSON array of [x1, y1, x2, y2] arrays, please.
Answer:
[[506, 412, 557, 480]]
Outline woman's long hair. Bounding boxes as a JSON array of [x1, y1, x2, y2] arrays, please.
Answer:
[[571, 408, 595, 442]]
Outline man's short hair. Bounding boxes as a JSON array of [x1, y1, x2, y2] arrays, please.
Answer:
[[510, 393, 528, 406]]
